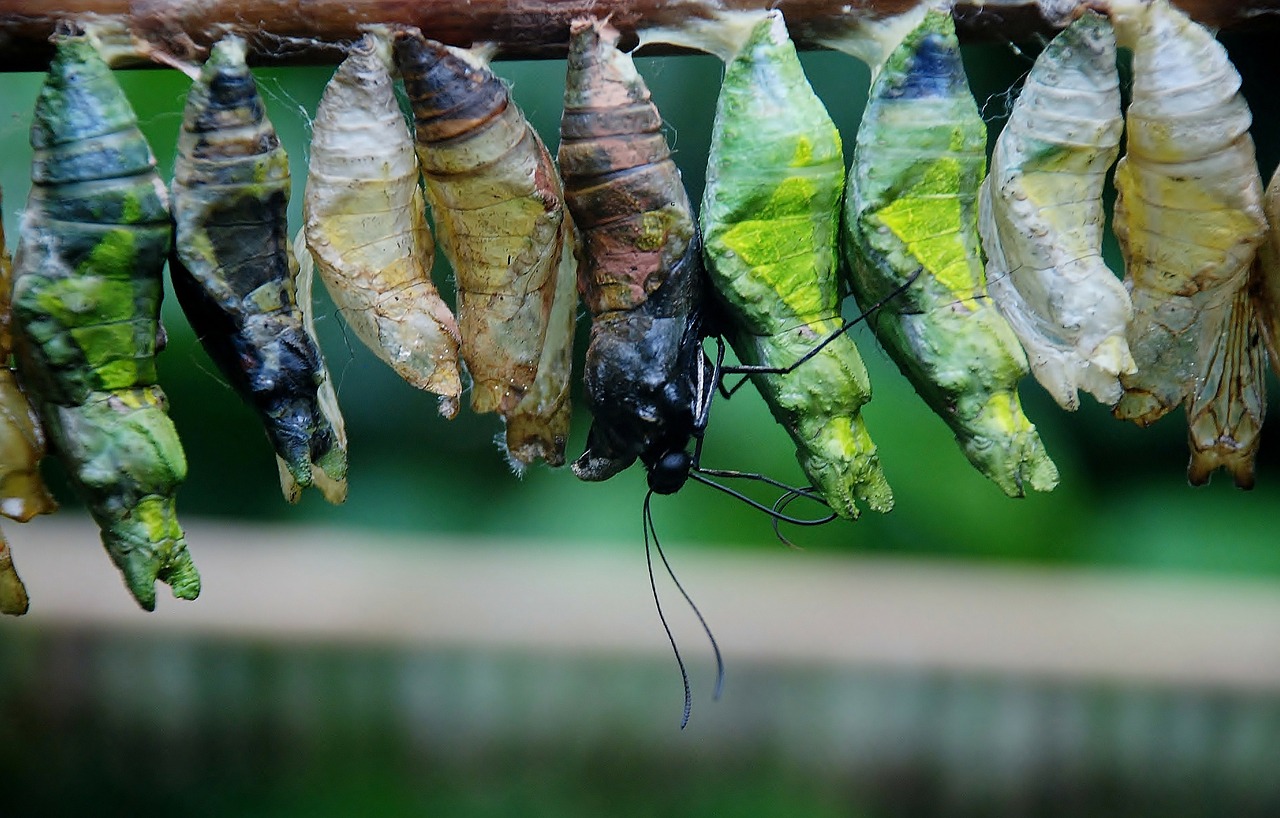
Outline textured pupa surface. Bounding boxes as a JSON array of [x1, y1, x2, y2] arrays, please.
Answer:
[[1255, 166, 1280, 375], [0, 534, 26, 615], [559, 18, 714, 485], [12, 33, 197, 610], [979, 11, 1134, 411], [304, 33, 462, 417], [1109, 0, 1267, 430], [842, 9, 1058, 497], [394, 28, 577, 469], [1184, 282, 1265, 488], [172, 36, 348, 504], [0, 189, 57, 615], [1221, 163, 1280, 489], [0, 196, 55, 529], [700, 11, 893, 519]]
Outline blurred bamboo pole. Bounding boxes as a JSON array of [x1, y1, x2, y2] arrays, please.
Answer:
[[11, 516, 1280, 691], [0, 0, 1276, 69]]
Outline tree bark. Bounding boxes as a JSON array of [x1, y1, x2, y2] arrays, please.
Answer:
[[0, 0, 1275, 69]]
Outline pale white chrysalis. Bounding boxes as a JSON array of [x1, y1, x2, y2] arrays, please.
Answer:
[[978, 11, 1134, 411], [303, 32, 463, 418]]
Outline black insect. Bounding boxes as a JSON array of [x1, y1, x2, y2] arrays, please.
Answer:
[[560, 16, 920, 728]]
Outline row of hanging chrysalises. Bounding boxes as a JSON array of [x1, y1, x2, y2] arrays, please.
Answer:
[[0, 0, 1271, 613]]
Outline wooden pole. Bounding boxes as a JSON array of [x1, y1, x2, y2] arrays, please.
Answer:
[[13, 516, 1280, 690], [0, 0, 1275, 70]]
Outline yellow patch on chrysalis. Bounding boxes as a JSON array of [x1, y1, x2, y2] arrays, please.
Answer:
[[717, 175, 828, 318], [636, 210, 674, 251], [133, 495, 172, 543], [1119, 166, 1264, 254], [875, 158, 982, 299], [791, 136, 813, 168], [112, 388, 161, 411], [983, 390, 1032, 436]]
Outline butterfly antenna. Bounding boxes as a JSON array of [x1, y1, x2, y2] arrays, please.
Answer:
[[644, 491, 693, 728], [697, 467, 829, 502], [720, 267, 924, 380], [770, 488, 818, 550], [688, 469, 838, 527], [647, 495, 726, 702], [723, 372, 753, 399]]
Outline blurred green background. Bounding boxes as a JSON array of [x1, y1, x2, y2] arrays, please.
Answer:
[[2, 24, 1280, 818]]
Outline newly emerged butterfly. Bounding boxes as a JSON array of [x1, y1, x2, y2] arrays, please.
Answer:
[[303, 32, 462, 416], [171, 36, 348, 504], [0, 189, 57, 615], [979, 11, 1135, 411], [1109, 0, 1267, 442], [700, 10, 893, 519], [563, 17, 885, 726], [12, 31, 197, 610], [560, 18, 736, 730], [842, 9, 1058, 497], [559, 18, 713, 489], [394, 28, 577, 469]]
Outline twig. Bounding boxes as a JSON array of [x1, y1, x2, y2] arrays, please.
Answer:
[[0, 0, 1275, 69]]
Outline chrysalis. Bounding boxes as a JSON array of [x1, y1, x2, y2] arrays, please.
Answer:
[[842, 9, 1058, 497], [1216, 161, 1280, 489], [12, 32, 198, 610], [1109, 0, 1267, 428], [0, 190, 58, 615], [699, 11, 892, 519], [559, 18, 714, 488], [0, 536, 26, 615], [0, 196, 54, 527], [1255, 166, 1280, 370], [171, 36, 348, 504], [394, 29, 577, 469], [304, 32, 462, 416], [979, 11, 1135, 411], [1185, 283, 1265, 487]]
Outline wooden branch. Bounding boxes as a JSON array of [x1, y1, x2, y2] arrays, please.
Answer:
[[0, 0, 1275, 70]]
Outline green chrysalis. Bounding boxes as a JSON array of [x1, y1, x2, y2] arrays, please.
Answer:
[[700, 11, 893, 519], [12, 32, 198, 610], [842, 9, 1058, 497]]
